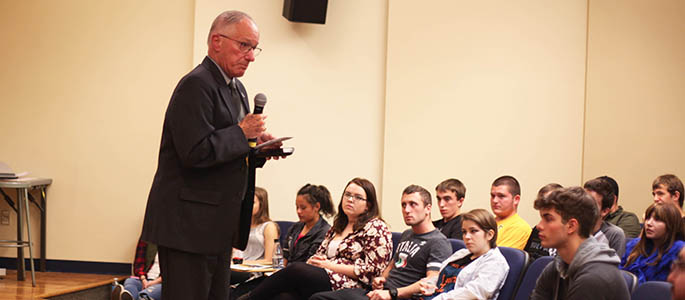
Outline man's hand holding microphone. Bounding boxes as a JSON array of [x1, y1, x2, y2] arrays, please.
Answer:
[[238, 93, 288, 159]]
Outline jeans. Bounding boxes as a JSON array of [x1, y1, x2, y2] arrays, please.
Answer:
[[123, 277, 163, 300]]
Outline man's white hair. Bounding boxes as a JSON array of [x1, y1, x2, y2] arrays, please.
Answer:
[[207, 10, 254, 45]]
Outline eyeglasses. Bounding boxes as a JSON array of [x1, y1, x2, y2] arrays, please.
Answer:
[[218, 34, 262, 56], [343, 192, 366, 202], [672, 259, 685, 271]]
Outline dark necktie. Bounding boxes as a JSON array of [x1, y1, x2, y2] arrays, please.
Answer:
[[229, 80, 246, 121]]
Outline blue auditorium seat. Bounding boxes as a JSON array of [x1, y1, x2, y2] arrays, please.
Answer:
[[275, 221, 295, 246], [447, 238, 465, 253], [621, 270, 638, 294], [512, 256, 553, 300], [391, 232, 402, 256], [496, 247, 529, 300], [632, 281, 672, 300]]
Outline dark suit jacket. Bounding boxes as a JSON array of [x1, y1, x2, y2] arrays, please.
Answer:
[[141, 56, 253, 255]]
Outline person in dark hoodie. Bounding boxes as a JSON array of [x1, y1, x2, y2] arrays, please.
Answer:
[[283, 184, 336, 265], [531, 186, 630, 300]]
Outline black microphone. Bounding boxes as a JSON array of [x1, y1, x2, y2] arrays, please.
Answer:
[[248, 93, 267, 147]]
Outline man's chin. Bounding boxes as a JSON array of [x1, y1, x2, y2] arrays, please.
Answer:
[[540, 241, 556, 249]]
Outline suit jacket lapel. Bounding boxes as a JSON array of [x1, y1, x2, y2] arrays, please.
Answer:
[[219, 85, 239, 123], [202, 57, 239, 123], [235, 80, 251, 115]]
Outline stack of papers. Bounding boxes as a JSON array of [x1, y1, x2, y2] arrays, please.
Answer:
[[0, 162, 17, 179], [232, 264, 273, 271]]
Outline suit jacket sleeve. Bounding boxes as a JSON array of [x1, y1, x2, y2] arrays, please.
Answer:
[[166, 74, 250, 169]]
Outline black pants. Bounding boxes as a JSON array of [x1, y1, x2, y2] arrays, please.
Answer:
[[230, 275, 266, 300], [230, 271, 252, 285], [249, 262, 332, 300], [310, 288, 371, 300], [158, 245, 231, 300]]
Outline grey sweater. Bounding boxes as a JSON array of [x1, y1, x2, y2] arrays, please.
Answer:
[[598, 221, 626, 257], [530, 237, 630, 300]]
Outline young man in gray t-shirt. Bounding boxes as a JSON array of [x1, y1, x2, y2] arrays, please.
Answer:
[[311, 185, 452, 300]]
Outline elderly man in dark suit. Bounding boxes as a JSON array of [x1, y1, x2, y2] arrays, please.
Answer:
[[141, 10, 278, 300]]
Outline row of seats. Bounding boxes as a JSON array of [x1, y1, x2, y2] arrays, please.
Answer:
[[393, 232, 674, 300], [513, 254, 673, 300], [274, 223, 673, 300]]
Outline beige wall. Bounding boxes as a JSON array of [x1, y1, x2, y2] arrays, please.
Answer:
[[0, 0, 389, 263], [0, 0, 683, 264], [583, 0, 685, 219], [192, 0, 389, 224], [382, 1, 588, 228], [0, 1, 195, 262]]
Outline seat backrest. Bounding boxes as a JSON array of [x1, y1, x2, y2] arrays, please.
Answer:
[[496, 247, 529, 300], [621, 270, 638, 294], [512, 256, 554, 300], [448, 238, 465, 253], [391, 232, 402, 256], [631, 281, 672, 300], [275, 221, 295, 246]]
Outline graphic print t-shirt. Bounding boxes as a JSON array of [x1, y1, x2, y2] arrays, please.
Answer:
[[385, 229, 452, 289]]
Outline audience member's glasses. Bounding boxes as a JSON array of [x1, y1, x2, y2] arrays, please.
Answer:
[[343, 192, 366, 202], [672, 259, 685, 271], [218, 34, 262, 56]]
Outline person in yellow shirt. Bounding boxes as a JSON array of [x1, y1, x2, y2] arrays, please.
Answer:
[[490, 176, 531, 250]]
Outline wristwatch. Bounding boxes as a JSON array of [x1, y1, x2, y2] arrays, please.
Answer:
[[388, 287, 398, 300]]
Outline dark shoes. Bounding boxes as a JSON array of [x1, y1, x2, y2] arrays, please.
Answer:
[[235, 292, 252, 300], [120, 290, 134, 300], [111, 282, 135, 300], [111, 283, 124, 300]]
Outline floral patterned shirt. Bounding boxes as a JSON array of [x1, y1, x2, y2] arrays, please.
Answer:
[[315, 217, 393, 290]]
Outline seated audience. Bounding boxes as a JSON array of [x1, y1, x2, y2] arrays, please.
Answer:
[[490, 175, 531, 250], [653, 174, 685, 217], [239, 178, 393, 300], [621, 203, 685, 283], [432, 178, 466, 239], [531, 187, 629, 300], [230, 187, 279, 299], [418, 209, 509, 300], [241, 187, 279, 265], [601, 176, 641, 239], [310, 184, 452, 300], [668, 247, 685, 300], [524, 183, 562, 259], [584, 177, 626, 256], [112, 239, 162, 300], [283, 184, 335, 266]]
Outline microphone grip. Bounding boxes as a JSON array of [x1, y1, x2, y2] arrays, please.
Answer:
[[248, 105, 265, 148], [248, 105, 265, 147], [253, 106, 264, 115]]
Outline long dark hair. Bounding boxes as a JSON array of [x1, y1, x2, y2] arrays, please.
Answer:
[[624, 203, 684, 267], [331, 178, 380, 234], [297, 184, 336, 218]]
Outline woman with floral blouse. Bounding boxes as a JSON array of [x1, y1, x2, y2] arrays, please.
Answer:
[[240, 177, 393, 300]]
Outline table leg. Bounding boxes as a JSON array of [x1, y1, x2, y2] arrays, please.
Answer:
[[40, 187, 46, 271], [24, 188, 36, 286], [16, 189, 25, 281]]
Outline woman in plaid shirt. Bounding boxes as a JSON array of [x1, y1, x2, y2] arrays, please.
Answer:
[[112, 239, 162, 300]]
